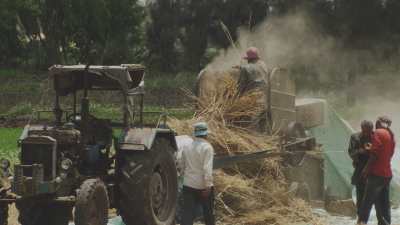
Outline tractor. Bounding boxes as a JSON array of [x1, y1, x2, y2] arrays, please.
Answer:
[[0, 65, 178, 225]]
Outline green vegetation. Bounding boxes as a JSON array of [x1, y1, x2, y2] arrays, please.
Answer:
[[2, 0, 400, 107], [0, 68, 18, 78], [0, 68, 196, 117], [145, 71, 197, 89], [0, 69, 42, 93], [0, 128, 21, 162], [0, 0, 145, 67], [90, 104, 194, 123], [4, 103, 33, 118], [90, 103, 123, 121], [2, 0, 400, 73], [1, 103, 193, 123]]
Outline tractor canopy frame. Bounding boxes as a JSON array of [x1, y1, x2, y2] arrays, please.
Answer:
[[49, 64, 146, 128]]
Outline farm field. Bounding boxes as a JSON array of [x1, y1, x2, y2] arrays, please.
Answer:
[[0, 128, 21, 162]]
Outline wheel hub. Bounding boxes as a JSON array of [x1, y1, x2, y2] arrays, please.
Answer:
[[151, 172, 164, 208]]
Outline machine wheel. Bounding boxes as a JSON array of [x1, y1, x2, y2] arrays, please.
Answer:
[[118, 138, 178, 225], [0, 203, 8, 225], [16, 200, 71, 225], [74, 179, 109, 225]]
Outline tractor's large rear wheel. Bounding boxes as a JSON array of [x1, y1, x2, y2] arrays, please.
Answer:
[[74, 179, 109, 225], [118, 138, 178, 225]]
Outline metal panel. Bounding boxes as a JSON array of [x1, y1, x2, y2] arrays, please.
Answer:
[[21, 136, 57, 180], [271, 90, 296, 109], [270, 70, 296, 130], [271, 107, 296, 131], [296, 98, 326, 128], [120, 128, 177, 151]]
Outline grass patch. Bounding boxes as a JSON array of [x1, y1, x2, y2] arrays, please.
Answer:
[[0, 81, 41, 93], [0, 68, 17, 78], [0, 69, 42, 92], [91, 104, 193, 122], [145, 71, 197, 89], [0, 128, 21, 162], [0, 105, 193, 127], [90, 103, 123, 121], [4, 103, 33, 118]]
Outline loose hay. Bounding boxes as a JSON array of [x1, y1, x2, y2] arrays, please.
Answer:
[[169, 77, 278, 155], [169, 76, 324, 224], [8, 204, 19, 225], [214, 170, 325, 225]]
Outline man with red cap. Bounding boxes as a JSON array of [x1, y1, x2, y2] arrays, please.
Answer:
[[238, 47, 270, 132], [238, 47, 269, 93]]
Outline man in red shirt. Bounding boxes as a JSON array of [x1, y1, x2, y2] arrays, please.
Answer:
[[348, 120, 374, 217], [358, 116, 395, 225]]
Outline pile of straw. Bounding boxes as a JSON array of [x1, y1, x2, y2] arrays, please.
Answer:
[[169, 77, 277, 155], [169, 75, 322, 224], [214, 170, 324, 225]]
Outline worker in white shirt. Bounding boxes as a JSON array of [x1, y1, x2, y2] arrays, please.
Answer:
[[181, 122, 215, 225]]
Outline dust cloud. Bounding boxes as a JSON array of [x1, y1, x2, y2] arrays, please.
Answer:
[[208, 10, 400, 125], [207, 11, 351, 83], [207, 11, 396, 89], [207, 8, 400, 175]]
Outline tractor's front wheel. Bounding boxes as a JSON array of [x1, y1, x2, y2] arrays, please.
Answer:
[[118, 138, 178, 225], [74, 179, 109, 225]]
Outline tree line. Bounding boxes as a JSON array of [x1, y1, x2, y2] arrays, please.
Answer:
[[1, 0, 400, 73]]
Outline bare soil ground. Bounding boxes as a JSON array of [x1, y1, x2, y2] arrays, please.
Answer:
[[7, 207, 120, 225]]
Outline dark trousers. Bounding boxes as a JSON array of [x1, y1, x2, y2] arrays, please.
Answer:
[[182, 185, 215, 225], [358, 175, 391, 225], [355, 182, 366, 216]]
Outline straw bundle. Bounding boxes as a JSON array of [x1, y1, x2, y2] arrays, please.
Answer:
[[169, 76, 277, 155], [169, 117, 276, 155], [214, 171, 324, 225], [195, 75, 265, 125]]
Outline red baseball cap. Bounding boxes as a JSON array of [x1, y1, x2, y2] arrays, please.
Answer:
[[243, 47, 260, 60]]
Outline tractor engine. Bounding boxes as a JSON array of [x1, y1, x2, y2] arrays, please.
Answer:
[[13, 124, 81, 197]]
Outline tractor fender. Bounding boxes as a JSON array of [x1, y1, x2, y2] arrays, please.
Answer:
[[119, 128, 177, 152]]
